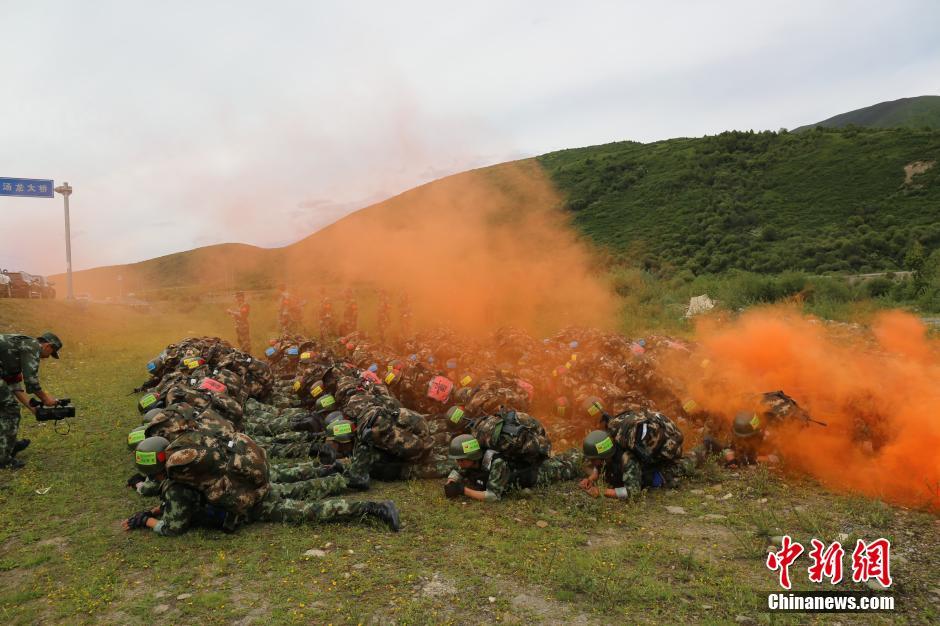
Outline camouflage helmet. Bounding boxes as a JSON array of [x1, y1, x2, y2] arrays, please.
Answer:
[[448, 434, 483, 461], [325, 419, 355, 443], [127, 425, 148, 451], [732, 411, 762, 438], [134, 436, 170, 476], [583, 430, 616, 459]]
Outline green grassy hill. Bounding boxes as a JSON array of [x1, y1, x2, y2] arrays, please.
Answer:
[[539, 127, 940, 275], [58, 126, 940, 302], [793, 95, 940, 131]]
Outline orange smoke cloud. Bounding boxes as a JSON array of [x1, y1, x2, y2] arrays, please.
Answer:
[[665, 307, 940, 510], [282, 160, 619, 336]]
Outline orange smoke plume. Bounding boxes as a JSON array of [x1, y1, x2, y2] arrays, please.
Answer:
[[667, 307, 940, 510]]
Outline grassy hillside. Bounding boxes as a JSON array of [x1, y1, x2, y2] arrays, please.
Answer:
[[539, 127, 940, 276], [793, 95, 940, 131]]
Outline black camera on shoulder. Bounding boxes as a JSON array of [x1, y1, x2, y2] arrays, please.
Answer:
[[29, 398, 76, 422]]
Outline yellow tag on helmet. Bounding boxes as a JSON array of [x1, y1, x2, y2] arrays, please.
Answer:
[[300, 351, 313, 361], [310, 385, 324, 398], [136, 451, 157, 465], [460, 376, 472, 387], [683, 399, 698, 412], [595, 437, 613, 454], [128, 430, 146, 446], [461, 439, 480, 454], [384, 372, 396, 384], [292, 380, 301, 392], [749, 414, 761, 429], [587, 403, 601, 416]]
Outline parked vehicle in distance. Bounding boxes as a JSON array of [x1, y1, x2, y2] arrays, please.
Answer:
[[1, 270, 43, 298]]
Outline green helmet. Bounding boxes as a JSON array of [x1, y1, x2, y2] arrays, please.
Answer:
[[127, 425, 148, 451], [315, 394, 336, 411], [732, 411, 762, 438], [583, 430, 616, 459], [141, 408, 163, 425], [325, 410, 345, 426], [135, 436, 170, 476], [448, 434, 483, 461], [446, 405, 466, 425], [137, 392, 162, 415], [326, 419, 355, 443]]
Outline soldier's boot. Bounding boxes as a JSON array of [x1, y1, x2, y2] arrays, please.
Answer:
[[12, 439, 30, 457], [0, 458, 25, 470], [345, 473, 371, 491], [362, 500, 400, 532]]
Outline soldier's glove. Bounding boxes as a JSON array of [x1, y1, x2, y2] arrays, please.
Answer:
[[126, 510, 153, 530], [126, 473, 145, 489], [444, 480, 465, 499]]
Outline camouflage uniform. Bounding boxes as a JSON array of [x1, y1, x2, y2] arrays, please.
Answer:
[[449, 449, 584, 501], [151, 474, 350, 536], [230, 300, 251, 353], [598, 410, 694, 499], [0, 335, 43, 465]]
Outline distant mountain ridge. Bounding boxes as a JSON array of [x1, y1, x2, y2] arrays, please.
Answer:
[[793, 95, 940, 131]]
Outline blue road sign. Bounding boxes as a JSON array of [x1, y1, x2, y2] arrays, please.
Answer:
[[0, 177, 55, 198]]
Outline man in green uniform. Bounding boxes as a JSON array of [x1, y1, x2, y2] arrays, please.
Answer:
[[226, 292, 251, 353], [123, 436, 400, 535], [443, 434, 583, 502], [0, 332, 63, 469]]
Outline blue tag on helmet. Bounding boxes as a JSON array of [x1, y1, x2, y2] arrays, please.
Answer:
[[287, 347, 299, 356], [265, 347, 276, 357], [147, 362, 157, 372], [446, 358, 457, 370], [569, 340, 579, 349], [427, 356, 435, 364], [638, 339, 647, 347], [409, 354, 418, 361], [368, 363, 378, 372]]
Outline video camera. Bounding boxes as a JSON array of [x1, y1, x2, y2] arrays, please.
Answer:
[[29, 398, 76, 422]]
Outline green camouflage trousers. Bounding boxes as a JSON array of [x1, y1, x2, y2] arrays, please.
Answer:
[[269, 461, 336, 483], [269, 473, 347, 500], [347, 442, 454, 483], [255, 432, 326, 458], [248, 493, 370, 525], [244, 405, 307, 437], [0, 382, 21, 465]]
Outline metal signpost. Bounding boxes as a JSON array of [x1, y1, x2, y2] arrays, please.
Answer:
[[0, 176, 75, 300]]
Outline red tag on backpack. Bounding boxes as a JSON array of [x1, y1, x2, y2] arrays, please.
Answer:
[[199, 378, 227, 394], [361, 370, 381, 384], [427, 375, 454, 403]]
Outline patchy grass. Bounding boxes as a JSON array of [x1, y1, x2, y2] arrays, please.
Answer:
[[0, 300, 937, 624]]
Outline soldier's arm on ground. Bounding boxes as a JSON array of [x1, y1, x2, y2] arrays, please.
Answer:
[[152, 483, 200, 537]]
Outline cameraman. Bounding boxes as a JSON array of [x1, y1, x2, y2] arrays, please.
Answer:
[[0, 331, 63, 469]]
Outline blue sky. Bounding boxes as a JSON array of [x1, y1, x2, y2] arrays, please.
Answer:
[[1, 0, 938, 273]]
